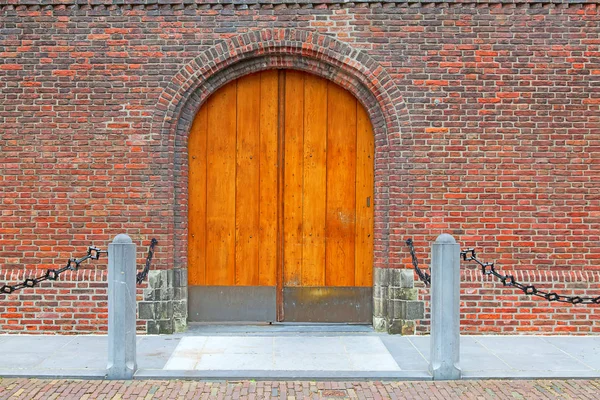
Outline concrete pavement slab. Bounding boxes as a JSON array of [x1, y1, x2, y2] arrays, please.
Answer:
[[544, 337, 600, 370], [204, 336, 274, 354], [475, 336, 595, 373], [346, 353, 400, 371], [459, 337, 512, 372], [137, 336, 181, 370], [1, 352, 54, 369], [36, 349, 106, 370], [0, 335, 73, 354], [164, 336, 401, 372], [197, 352, 275, 370], [0, 336, 76, 370], [410, 336, 512, 372], [0, 331, 599, 380], [340, 336, 389, 354], [273, 336, 347, 355], [272, 352, 351, 371], [380, 336, 429, 371]]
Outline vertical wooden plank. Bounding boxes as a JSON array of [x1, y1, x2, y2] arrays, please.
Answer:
[[206, 80, 237, 285], [188, 106, 208, 286], [259, 71, 279, 287], [276, 71, 286, 320], [355, 103, 374, 287], [325, 82, 357, 287], [283, 71, 304, 287], [235, 73, 261, 286], [301, 74, 328, 286]]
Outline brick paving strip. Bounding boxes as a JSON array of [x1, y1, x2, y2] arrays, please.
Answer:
[[1, 379, 599, 400]]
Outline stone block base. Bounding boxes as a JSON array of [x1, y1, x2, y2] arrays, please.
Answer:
[[139, 269, 188, 334], [373, 268, 424, 335], [139, 267, 422, 335]]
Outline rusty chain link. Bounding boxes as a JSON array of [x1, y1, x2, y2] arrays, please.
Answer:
[[1, 238, 158, 294], [1, 246, 106, 295], [461, 248, 600, 305], [136, 238, 158, 285], [405, 238, 431, 286], [406, 238, 600, 305]]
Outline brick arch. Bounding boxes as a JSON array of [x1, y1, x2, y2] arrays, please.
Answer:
[[152, 28, 411, 275]]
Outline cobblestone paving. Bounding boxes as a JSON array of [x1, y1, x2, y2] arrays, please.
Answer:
[[1, 379, 600, 399]]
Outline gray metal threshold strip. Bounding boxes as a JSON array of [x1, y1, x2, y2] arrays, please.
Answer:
[[183, 323, 376, 336]]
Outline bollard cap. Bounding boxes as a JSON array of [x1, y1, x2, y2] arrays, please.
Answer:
[[112, 234, 133, 244], [435, 233, 456, 244]]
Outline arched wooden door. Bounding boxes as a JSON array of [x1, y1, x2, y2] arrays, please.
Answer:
[[188, 70, 374, 323]]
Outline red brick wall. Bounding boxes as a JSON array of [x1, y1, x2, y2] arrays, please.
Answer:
[[0, 0, 599, 334], [416, 270, 600, 335], [0, 269, 148, 333]]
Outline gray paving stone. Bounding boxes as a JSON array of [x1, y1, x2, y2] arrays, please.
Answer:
[[406, 335, 430, 356], [475, 336, 556, 355], [0, 352, 52, 369], [204, 336, 273, 354], [346, 353, 400, 371], [0, 335, 73, 354], [135, 369, 432, 380], [137, 336, 182, 370], [459, 338, 512, 372], [273, 353, 350, 371], [339, 336, 389, 354], [462, 369, 600, 379], [198, 353, 274, 370], [405, 335, 584, 373], [0, 331, 599, 380], [474, 336, 594, 372], [380, 336, 429, 371], [273, 336, 346, 355], [164, 335, 400, 372], [0, 369, 107, 379], [163, 352, 199, 370], [498, 352, 593, 372], [62, 336, 107, 352], [36, 351, 106, 370], [544, 337, 600, 370]]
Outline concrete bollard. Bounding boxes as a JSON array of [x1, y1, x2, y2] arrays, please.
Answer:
[[429, 233, 461, 380], [107, 234, 137, 380]]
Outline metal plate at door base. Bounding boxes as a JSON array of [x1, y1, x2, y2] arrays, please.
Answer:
[[283, 287, 372, 323], [188, 286, 276, 322]]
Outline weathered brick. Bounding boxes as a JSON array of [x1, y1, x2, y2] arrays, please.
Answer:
[[1, 0, 598, 335]]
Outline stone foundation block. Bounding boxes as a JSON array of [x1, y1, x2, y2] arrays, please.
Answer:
[[373, 267, 424, 335]]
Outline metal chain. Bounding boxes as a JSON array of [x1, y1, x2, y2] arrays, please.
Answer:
[[406, 238, 599, 305], [1, 238, 157, 294], [461, 248, 600, 305], [405, 238, 431, 285], [136, 238, 158, 285], [1, 246, 106, 295]]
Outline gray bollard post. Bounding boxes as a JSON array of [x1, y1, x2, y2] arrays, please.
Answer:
[[107, 234, 137, 380], [429, 233, 461, 380]]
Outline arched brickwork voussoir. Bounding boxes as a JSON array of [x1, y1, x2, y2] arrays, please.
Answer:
[[152, 28, 411, 280]]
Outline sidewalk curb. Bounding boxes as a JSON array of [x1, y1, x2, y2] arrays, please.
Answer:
[[2, 369, 599, 381], [134, 370, 433, 381]]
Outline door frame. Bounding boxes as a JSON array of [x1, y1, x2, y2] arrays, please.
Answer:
[[159, 30, 411, 331]]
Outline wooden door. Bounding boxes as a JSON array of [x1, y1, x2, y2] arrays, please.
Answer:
[[188, 70, 374, 323]]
